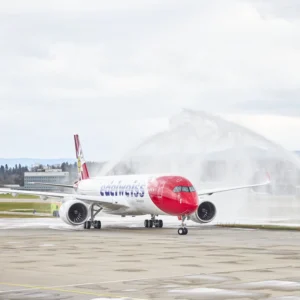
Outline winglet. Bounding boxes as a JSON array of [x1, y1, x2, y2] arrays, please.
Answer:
[[74, 134, 90, 181]]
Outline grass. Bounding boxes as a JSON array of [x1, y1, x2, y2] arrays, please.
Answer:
[[217, 223, 300, 231], [0, 193, 39, 199], [0, 213, 53, 218], [0, 202, 57, 214]]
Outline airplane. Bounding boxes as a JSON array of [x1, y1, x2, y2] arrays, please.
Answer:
[[0, 134, 271, 235]]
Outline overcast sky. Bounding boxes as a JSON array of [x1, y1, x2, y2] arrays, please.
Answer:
[[1, 0, 300, 160]]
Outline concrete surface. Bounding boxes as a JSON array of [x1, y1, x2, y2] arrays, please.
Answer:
[[0, 217, 300, 300]]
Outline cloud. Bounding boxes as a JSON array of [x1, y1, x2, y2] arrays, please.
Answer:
[[238, 97, 300, 116], [251, 0, 300, 20], [221, 113, 300, 151], [0, 0, 300, 159]]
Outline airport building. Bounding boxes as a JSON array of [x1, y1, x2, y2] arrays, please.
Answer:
[[24, 169, 69, 191]]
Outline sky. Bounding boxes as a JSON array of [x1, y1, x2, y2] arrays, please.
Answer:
[[1, 0, 300, 160]]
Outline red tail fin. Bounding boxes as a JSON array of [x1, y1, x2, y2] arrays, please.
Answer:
[[74, 134, 90, 181]]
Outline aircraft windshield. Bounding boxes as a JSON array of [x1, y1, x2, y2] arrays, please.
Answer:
[[173, 186, 182, 192], [182, 186, 189, 192], [173, 186, 196, 193]]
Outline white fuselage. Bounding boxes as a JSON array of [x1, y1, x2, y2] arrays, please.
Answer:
[[76, 174, 166, 216]]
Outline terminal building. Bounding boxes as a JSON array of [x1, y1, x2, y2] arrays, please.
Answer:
[[24, 169, 69, 191]]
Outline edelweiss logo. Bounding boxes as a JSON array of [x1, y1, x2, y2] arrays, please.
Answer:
[[100, 182, 145, 198], [77, 147, 84, 176], [77, 156, 82, 173]]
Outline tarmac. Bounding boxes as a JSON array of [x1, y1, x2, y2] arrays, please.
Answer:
[[1, 217, 300, 300]]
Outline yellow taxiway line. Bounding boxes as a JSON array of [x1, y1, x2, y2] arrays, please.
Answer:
[[0, 282, 146, 300]]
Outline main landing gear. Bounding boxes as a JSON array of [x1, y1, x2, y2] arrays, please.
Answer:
[[83, 203, 103, 230], [144, 215, 163, 228], [178, 215, 188, 235], [84, 220, 101, 229]]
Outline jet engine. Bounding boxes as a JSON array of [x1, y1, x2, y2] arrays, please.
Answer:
[[189, 201, 216, 223], [59, 200, 89, 226]]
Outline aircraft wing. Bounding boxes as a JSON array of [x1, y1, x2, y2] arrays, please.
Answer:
[[197, 180, 270, 196], [28, 182, 74, 188], [0, 188, 129, 210]]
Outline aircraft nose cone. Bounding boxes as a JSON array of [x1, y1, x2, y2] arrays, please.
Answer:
[[148, 175, 199, 216], [190, 201, 199, 213], [185, 195, 199, 214], [180, 193, 198, 214]]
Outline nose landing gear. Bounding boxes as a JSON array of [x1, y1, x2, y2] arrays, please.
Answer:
[[178, 227, 188, 235], [178, 215, 188, 235]]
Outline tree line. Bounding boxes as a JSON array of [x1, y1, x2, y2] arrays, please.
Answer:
[[0, 164, 29, 186], [0, 162, 79, 186], [0, 161, 134, 187]]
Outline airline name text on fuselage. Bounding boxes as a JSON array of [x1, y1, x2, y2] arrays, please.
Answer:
[[100, 182, 146, 197]]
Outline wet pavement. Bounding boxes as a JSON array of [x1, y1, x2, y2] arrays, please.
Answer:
[[0, 217, 300, 299]]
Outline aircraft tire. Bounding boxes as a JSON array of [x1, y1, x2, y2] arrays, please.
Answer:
[[96, 220, 101, 229], [149, 220, 153, 228], [86, 221, 91, 229], [158, 220, 163, 228], [144, 220, 149, 228], [178, 228, 184, 235]]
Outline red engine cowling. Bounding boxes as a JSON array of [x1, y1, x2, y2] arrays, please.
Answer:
[[189, 201, 216, 223]]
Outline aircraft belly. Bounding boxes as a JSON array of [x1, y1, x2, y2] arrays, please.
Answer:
[[119, 194, 164, 215], [101, 194, 165, 216]]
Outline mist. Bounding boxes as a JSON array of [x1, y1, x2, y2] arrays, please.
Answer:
[[98, 109, 300, 224]]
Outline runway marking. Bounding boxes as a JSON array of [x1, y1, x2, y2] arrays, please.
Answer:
[[0, 269, 245, 292], [0, 273, 196, 291], [35, 272, 215, 289], [0, 272, 223, 297], [29, 265, 286, 288], [0, 271, 231, 293], [0, 282, 145, 300], [1, 266, 295, 297]]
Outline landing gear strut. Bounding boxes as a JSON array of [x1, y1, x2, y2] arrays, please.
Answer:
[[84, 203, 103, 230], [144, 215, 163, 228], [178, 215, 188, 235]]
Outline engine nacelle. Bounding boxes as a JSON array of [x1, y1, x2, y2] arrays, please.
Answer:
[[189, 201, 216, 224], [59, 200, 89, 226]]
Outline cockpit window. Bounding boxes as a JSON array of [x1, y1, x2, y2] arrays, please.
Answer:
[[173, 186, 182, 192], [173, 186, 196, 192], [189, 186, 196, 192]]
